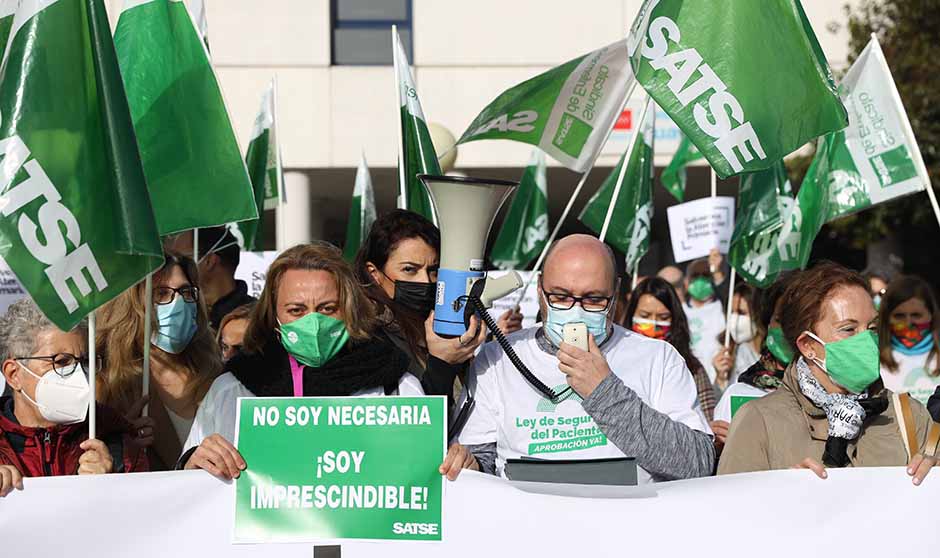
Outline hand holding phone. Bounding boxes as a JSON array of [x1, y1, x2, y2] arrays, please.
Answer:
[[562, 322, 588, 351]]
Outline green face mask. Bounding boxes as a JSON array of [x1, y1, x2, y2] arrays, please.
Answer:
[[278, 312, 350, 368], [805, 330, 880, 394], [687, 277, 714, 301], [765, 326, 795, 365]]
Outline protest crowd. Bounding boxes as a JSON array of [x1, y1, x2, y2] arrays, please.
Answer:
[[0, 0, 939, 553]]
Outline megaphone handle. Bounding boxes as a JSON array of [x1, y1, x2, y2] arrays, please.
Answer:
[[465, 294, 570, 403]]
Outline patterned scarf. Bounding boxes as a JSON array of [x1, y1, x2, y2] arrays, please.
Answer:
[[796, 358, 868, 439]]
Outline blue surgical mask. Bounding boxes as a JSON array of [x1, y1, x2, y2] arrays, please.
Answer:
[[541, 292, 611, 348], [151, 296, 198, 354]]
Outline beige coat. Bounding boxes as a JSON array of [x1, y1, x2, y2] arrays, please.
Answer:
[[718, 360, 932, 475]]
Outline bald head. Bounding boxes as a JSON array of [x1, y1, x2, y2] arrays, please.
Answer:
[[541, 234, 617, 296], [657, 265, 683, 285], [657, 265, 685, 302]]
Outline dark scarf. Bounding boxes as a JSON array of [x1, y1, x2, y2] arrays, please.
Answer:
[[738, 347, 787, 391], [229, 334, 410, 397]]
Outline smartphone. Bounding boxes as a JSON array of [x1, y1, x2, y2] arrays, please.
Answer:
[[563, 322, 588, 351]]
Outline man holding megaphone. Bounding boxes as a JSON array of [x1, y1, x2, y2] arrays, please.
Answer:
[[459, 234, 715, 483]]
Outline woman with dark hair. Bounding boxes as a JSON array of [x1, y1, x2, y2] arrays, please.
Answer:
[[182, 242, 477, 480], [355, 209, 520, 401], [719, 262, 936, 485], [711, 272, 797, 447], [623, 277, 717, 421], [878, 275, 940, 405]]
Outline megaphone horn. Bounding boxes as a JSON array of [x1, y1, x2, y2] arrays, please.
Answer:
[[418, 174, 518, 337]]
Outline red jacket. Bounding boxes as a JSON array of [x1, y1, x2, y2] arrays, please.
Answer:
[[0, 396, 148, 476]]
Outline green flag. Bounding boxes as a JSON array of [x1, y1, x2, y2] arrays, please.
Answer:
[[393, 26, 438, 222], [816, 36, 930, 222], [0, 1, 15, 49], [238, 79, 283, 252], [343, 152, 377, 262], [490, 149, 549, 270], [628, 0, 848, 178], [729, 159, 831, 287], [115, 0, 257, 235], [579, 99, 655, 270], [457, 39, 633, 172], [660, 131, 703, 202], [0, 0, 163, 330]]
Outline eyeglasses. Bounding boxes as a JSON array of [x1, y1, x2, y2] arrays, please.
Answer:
[[540, 280, 613, 312], [153, 286, 199, 305], [14, 353, 102, 377]]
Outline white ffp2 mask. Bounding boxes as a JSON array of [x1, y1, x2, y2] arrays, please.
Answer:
[[19, 362, 90, 425]]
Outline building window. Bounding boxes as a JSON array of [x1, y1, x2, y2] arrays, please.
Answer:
[[331, 0, 412, 65]]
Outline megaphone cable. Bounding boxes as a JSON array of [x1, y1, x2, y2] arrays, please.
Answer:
[[464, 295, 572, 404]]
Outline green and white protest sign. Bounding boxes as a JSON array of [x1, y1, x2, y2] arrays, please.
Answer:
[[0, 0, 163, 330], [234, 396, 446, 543], [115, 0, 257, 235], [580, 98, 655, 270], [394, 26, 439, 223], [813, 35, 930, 222], [627, 0, 848, 178], [457, 39, 633, 172], [490, 149, 549, 270]]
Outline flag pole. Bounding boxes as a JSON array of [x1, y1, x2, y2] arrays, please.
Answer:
[[142, 273, 152, 416], [193, 228, 200, 263], [513, 80, 639, 306], [88, 311, 97, 440], [710, 167, 717, 198], [723, 267, 737, 348], [392, 25, 407, 210], [631, 260, 640, 289], [599, 95, 650, 242]]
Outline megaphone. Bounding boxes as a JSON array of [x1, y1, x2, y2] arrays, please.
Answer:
[[418, 174, 518, 337]]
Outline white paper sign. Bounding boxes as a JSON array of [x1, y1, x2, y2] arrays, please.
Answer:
[[234, 251, 279, 298], [487, 270, 539, 329], [666, 196, 735, 263], [0, 258, 28, 315]]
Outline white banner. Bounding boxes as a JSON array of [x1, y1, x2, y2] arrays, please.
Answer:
[[2, 468, 938, 557], [667, 196, 735, 263]]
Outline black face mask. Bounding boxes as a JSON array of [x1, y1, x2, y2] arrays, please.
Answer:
[[393, 280, 436, 316]]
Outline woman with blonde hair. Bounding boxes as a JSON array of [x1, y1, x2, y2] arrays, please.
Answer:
[[181, 242, 478, 481], [96, 253, 222, 469]]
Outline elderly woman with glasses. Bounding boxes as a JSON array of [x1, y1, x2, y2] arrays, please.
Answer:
[[0, 299, 148, 497]]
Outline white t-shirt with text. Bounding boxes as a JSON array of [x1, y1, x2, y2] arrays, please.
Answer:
[[685, 299, 726, 384], [880, 349, 940, 407], [458, 325, 711, 484]]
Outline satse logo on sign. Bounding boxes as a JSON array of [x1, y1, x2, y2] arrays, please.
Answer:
[[393, 522, 439, 536], [635, 1, 767, 173], [0, 135, 107, 312]]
